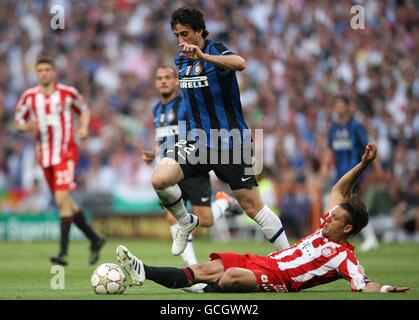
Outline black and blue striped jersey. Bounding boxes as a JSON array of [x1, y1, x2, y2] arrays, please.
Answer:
[[175, 39, 250, 149], [152, 95, 186, 146], [328, 117, 369, 181]]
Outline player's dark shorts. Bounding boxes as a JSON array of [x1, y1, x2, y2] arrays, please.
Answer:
[[178, 174, 211, 207], [166, 140, 258, 190], [210, 252, 289, 292]]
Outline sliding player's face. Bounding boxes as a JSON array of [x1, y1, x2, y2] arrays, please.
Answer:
[[155, 68, 178, 98], [322, 206, 353, 240], [36, 63, 56, 86], [173, 24, 202, 46]]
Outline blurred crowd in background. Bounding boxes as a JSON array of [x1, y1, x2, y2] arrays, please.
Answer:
[[0, 0, 418, 242]]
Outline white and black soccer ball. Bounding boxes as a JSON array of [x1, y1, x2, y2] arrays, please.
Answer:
[[91, 263, 127, 294]]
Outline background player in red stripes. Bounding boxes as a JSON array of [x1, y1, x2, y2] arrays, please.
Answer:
[[116, 143, 409, 293], [15, 57, 105, 266]]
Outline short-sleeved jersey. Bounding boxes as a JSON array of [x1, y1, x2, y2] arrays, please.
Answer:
[[152, 94, 186, 146], [15, 83, 88, 168], [175, 40, 250, 149], [328, 117, 368, 180], [266, 207, 370, 292]]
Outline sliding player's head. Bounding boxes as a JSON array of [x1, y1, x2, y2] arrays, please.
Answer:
[[322, 193, 369, 241], [154, 66, 178, 99], [35, 57, 56, 86], [170, 7, 209, 46]]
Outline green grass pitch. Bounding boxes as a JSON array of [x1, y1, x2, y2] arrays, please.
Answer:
[[0, 239, 418, 300]]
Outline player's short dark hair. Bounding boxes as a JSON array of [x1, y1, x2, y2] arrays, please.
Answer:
[[340, 192, 369, 236], [36, 56, 55, 68], [334, 95, 350, 106], [170, 7, 209, 39], [156, 65, 177, 77]]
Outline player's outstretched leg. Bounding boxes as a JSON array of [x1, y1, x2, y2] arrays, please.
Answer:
[[116, 245, 145, 286], [116, 245, 197, 289], [234, 187, 290, 250]]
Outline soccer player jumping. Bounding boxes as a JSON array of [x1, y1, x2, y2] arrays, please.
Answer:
[[116, 143, 409, 293], [150, 7, 290, 257], [15, 57, 105, 266], [144, 65, 243, 268]]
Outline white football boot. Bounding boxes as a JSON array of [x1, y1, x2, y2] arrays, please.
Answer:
[[172, 214, 199, 256], [116, 245, 145, 286]]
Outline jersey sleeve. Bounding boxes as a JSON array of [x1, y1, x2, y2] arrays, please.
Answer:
[[337, 252, 370, 292], [15, 92, 32, 126], [209, 42, 235, 56]]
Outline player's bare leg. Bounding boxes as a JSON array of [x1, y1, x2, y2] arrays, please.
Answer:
[[233, 186, 289, 250], [152, 157, 199, 256], [217, 268, 259, 292]]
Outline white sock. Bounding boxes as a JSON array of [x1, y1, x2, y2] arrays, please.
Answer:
[[253, 205, 290, 250], [170, 224, 198, 266], [211, 199, 229, 222], [361, 223, 378, 242], [155, 185, 191, 226]]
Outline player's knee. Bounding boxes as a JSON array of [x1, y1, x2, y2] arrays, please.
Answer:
[[151, 172, 171, 190], [54, 192, 70, 208], [191, 263, 216, 280]]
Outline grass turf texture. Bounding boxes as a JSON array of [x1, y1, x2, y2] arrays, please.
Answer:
[[0, 239, 417, 300]]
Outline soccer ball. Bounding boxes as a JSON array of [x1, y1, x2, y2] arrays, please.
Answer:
[[91, 263, 127, 294]]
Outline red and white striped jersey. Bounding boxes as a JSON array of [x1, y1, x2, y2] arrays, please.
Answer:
[[267, 207, 370, 292], [15, 83, 88, 168]]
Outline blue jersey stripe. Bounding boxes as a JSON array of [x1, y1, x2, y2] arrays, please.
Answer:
[[175, 39, 249, 148], [328, 117, 368, 180]]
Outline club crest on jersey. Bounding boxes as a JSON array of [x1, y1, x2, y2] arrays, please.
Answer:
[[321, 246, 336, 257], [194, 63, 202, 74]]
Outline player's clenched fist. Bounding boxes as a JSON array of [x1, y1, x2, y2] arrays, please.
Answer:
[[179, 43, 205, 60]]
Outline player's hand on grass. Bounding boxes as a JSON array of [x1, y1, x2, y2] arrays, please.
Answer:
[[387, 286, 410, 293], [179, 43, 205, 60], [361, 143, 377, 166], [142, 150, 155, 165]]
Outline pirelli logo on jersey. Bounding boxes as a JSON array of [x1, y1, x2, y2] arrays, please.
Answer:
[[179, 76, 209, 89]]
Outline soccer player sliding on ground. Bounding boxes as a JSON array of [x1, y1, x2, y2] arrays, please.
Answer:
[[117, 144, 409, 293]]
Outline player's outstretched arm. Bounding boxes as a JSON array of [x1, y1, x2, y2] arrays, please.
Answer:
[[362, 281, 410, 293], [200, 53, 246, 71], [326, 143, 377, 211], [179, 43, 246, 71]]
